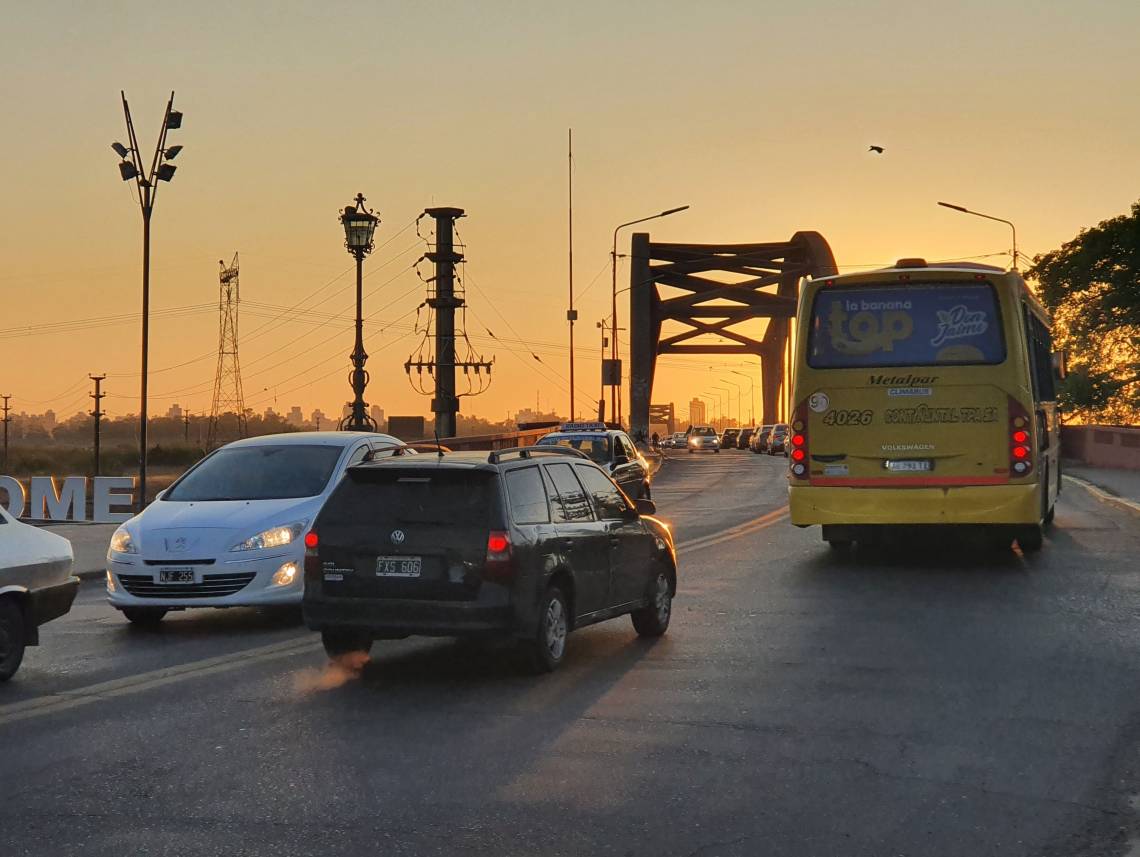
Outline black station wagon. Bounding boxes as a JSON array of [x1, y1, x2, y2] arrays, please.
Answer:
[[303, 448, 677, 672]]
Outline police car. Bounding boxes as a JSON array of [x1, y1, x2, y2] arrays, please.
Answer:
[[535, 423, 652, 500]]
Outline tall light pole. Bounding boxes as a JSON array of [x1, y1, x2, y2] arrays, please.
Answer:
[[114, 91, 184, 512], [730, 369, 756, 425], [611, 205, 689, 425], [339, 193, 380, 432], [715, 383, 738, 425], [937, 201, 1019, 271], [567, 129, 577, 420], [702, 389, 725, 427]]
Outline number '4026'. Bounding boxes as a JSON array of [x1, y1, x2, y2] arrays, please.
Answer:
[[822, 409, 873, 426]]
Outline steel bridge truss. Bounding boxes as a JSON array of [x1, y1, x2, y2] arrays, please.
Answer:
[[629, 232, 836, 439]]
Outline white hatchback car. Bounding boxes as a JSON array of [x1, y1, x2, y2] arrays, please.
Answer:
[[106, 432, 407, 625]]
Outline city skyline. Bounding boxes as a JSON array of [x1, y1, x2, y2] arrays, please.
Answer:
[[3, 2, 1138, 422]]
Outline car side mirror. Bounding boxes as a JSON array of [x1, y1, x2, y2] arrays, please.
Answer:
[[613, 454, 630, 467], [1051, 350, 1068, 381], [635, 498, 656, 515]]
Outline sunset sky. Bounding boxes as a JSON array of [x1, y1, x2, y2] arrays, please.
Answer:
[[3, 1, 1138, 426]]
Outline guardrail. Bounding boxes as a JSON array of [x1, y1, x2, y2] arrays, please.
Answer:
[[429, 427, 552, 451], [1061, 425, 1140, 471]]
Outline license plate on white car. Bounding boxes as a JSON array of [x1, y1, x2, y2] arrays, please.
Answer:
[[885, 459, 933, 473], [158, 567, 196, 583], [376, 556, 422, 577]]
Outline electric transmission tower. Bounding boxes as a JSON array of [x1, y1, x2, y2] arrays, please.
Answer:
[[207, 253, 247, 448]]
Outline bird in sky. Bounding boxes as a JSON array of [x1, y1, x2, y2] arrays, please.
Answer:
[[868, 145, 885, 154]]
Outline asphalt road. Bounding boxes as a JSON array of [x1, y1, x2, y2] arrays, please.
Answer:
[[3, 451, 1140, 856]]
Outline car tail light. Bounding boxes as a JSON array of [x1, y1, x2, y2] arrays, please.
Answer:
[[789, 401, 810, 480], [303, 530, 320, 578], [483, 530, 514, 583], [1008, 397, 1033, 476], [304, 531, 319, 552]]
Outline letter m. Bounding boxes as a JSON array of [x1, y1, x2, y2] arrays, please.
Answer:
[[29, 476, 87, 521]]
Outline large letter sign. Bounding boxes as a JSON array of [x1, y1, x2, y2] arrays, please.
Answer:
[[0, 476, 137, 523]]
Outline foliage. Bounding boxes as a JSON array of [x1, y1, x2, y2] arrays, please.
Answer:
[[1029, 201, 1140, 423]]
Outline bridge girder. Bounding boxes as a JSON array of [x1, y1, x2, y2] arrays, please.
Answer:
[[629, 231, 837, 440]]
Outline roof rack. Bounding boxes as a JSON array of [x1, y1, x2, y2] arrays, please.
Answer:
[[487, 446, 588, 464]]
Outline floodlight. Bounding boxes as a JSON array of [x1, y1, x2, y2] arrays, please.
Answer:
[[118, 161, 138, 181], [166, 110, 183, 129], [156, 163, 176, 182], [111, 142, 130, 158], [164, 145, 183, 160]]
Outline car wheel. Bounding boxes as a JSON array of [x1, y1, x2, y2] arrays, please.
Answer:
[[1017, 526, 1043, 553], [688, 449, 694, 454], [642, 482, 652, 501], [321, 629, 373, 660], [525, 585, 569, 673], [0, 597, 27, 682], [631, 569, 672, 637], [826, 539, 853, 551], [1043, 504, 1055, 526], [121, 607, 168, 626], [714, 448, 719, 454]]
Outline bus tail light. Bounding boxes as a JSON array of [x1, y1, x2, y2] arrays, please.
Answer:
[[1008, 397, 1033, 476], [789, 401, 810, 480]]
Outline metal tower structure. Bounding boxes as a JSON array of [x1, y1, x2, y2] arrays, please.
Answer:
[[207, 253, 247, 448], [405, 207, 493, 438]]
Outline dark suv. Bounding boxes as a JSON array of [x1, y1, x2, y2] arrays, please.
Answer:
[[303, 448, 677, 673]]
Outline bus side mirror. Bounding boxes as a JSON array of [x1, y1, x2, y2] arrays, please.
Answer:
[[1051, 350, 1068, 381]]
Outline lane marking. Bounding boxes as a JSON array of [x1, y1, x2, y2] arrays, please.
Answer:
[[0, 636, 318, 727], [1063, 474, 1140, 517], [676, 507, 789, 556]]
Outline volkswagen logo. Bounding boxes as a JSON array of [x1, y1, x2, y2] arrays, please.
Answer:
[[390, 529, 406, 545]]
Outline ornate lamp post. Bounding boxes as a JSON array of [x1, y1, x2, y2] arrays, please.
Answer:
[[338, 193, 380, 431]]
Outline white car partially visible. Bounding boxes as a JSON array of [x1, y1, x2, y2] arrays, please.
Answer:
[[106, 432, 408, 625], [0, 506, 79, 681]]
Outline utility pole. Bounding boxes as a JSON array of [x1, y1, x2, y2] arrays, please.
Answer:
[[428, 207, 463, 439], [567, 128, 576, 421], [89, 375, 106, 476], [183, 411, 190, 443], [1, 395, 10, 471]]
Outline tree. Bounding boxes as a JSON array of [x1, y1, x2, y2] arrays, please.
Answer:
[[1028, 201, 1140, 423]]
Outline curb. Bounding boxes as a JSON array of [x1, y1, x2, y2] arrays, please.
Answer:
[[1063, 474, 1140, 517]]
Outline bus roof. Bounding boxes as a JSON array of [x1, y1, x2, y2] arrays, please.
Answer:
[[806, 260, 1050, 320]]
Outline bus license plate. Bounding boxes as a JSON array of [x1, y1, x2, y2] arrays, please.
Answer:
[[158, 567, 196, 583], [376, 556, 422, 578], [885, 459, 933, 473]]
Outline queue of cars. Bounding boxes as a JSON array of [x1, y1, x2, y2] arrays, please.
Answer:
[[100, 422, 669, 674], [660, 424, 790, 455]]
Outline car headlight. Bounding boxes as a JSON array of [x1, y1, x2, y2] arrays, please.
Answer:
[[110, 527, 137, 554], [689, 437, 698, 445], [230, 522, 307, 552]]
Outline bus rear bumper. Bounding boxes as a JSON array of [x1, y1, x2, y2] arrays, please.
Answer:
[[789, 483, 1039, 526]]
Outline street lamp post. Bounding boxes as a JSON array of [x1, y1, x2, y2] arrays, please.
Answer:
[[702, 390, 725, 428], [611, 205, 690, 425], [730, 369, 756, 424], [937, 201, 1019, 271], [113, 91, 184, 512], [339, 193, 381, 432], [718, 380, 742, 425]]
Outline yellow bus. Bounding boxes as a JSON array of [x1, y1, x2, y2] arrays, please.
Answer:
[[788, 259, 1064, 552]]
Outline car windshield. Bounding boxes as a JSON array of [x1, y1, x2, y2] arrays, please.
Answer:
[[693, 427, 716, 436], [537, 434, 611, 464], [164, 444, 344, 501]]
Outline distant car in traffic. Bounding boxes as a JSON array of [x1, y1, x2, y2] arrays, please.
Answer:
[[669, 432, 687, 450], [536, 422, 651, 499], [687, 425, 720, 453], [751, 425, 775, 454], [768, 424, 791, 455], [0, 506, 80, 681], [106, 431, 408, 625], [737, 427, 756, 450], [303, 447, 677, 672], [720, 428, 740, 449]]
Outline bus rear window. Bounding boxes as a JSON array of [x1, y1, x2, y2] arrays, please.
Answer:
[[807, 282, 1005, 368]]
